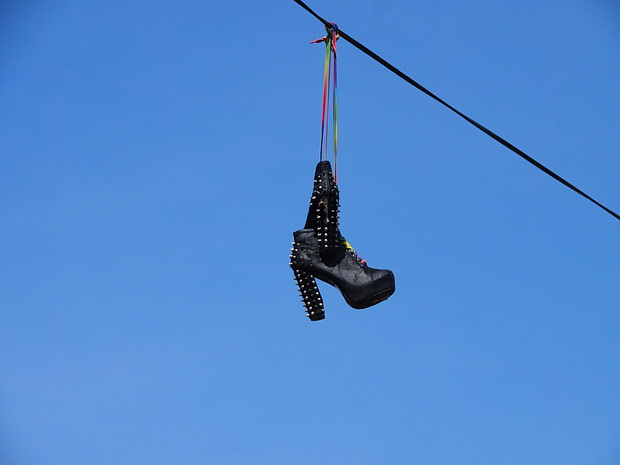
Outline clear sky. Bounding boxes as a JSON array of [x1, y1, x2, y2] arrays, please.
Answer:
[[1, 1, 619, 464]]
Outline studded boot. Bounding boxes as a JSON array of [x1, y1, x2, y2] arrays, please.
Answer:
[[304, 160, 340, 254], [290, 229, 395, 319]]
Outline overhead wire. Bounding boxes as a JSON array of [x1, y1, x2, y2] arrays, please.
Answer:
[[292, 0, 620, 222]]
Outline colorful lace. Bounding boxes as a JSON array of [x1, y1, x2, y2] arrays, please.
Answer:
[[311, 23, 339, 183], [340, 235, 367, 265]]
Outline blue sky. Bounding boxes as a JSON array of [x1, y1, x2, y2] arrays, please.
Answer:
[[1, 1, 619, 464]]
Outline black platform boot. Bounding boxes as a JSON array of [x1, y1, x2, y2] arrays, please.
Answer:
[[290, 229, 395, 315], [304, 161, 340, 254]]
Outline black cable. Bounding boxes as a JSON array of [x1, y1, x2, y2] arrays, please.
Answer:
[[292, 0, 620, 222]]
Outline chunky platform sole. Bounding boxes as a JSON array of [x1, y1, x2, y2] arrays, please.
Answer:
[[308, 267, 395, 310]]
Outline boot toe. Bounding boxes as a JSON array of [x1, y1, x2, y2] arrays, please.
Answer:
[[373, 269, 394, 292], [346, 268, 395, 309], [371, 269, 395, 304]]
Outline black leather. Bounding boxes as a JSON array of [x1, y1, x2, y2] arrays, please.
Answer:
[[290, 160, 395, 319], [291, 229, 395, 309]]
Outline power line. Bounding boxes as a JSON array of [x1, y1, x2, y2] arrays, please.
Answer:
[[292, 0, 620, 222]]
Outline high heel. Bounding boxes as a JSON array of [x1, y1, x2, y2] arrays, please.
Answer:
[[291, 266, 325, 321], [305, 161, 340, 254], [290, 229, 395, 313]]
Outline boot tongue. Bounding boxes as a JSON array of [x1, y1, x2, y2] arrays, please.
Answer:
[[314, 160, 332, 176]]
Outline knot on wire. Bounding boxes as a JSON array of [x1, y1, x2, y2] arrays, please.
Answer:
[[310, 22, 339, 44]]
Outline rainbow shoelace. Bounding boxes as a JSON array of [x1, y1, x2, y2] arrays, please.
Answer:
[[340, 235, 367, 265]]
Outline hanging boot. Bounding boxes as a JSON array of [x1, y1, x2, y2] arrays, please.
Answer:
[[304, 160, 340, 255], [290, 229, 395, 313]]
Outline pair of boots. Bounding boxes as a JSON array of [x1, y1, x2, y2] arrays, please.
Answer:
[[289, 161, 395, 321]]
